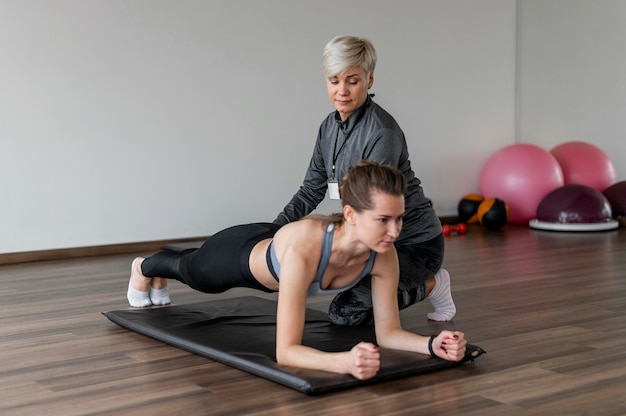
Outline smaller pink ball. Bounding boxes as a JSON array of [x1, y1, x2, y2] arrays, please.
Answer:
[[550, 141, 617, 191]]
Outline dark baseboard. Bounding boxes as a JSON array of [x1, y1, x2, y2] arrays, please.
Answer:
[[0, 236, 210, 266], [0, 216, 460, 266]]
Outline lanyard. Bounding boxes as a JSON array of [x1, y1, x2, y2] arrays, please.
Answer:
[[331, 102, 369, 179]]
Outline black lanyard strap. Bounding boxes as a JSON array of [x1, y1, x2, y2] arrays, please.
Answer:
[[331, 100, 370, 179]]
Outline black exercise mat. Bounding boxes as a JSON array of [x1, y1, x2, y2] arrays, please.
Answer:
[[103, 296, 484, 394]]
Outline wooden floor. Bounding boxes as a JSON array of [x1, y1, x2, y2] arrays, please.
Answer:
[[1, 224, 625, 415]]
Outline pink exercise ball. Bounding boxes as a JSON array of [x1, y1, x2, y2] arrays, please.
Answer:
[[550, 141, 617, 191], [480, 143, 564, 223]]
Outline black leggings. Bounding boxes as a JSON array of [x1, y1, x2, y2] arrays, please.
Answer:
[[141, 223, 281, 293]]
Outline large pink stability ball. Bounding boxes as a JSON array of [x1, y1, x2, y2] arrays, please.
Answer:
[[480, 143, 564, 223], [550, 141, 617, 191]]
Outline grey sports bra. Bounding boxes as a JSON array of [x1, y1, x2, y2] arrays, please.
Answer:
[[266, 223, 377, 296]]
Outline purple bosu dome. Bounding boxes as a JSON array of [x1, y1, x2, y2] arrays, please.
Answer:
[[529, 185, 618, 231]]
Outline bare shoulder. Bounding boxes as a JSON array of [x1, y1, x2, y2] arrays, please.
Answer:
[[274, 219, 326, 254], [371, 245, 399, 279], [280, 218, 325, 234]]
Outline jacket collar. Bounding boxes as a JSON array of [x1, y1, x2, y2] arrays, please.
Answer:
[[333, 95, 373, 131]]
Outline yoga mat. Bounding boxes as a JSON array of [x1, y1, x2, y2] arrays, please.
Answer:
[[104, 296, 484, 394]]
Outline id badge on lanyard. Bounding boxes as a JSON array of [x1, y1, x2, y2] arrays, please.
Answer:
[[329, 107, 366, 201], [327, 178, 340, 200]]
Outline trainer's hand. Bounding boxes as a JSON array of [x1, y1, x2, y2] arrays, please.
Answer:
[[433, 330, 467, 361], [344, 342, 380, 380]]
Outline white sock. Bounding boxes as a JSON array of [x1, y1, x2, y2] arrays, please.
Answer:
[[150, 286, 171, 306], [127, 282, 152, 307], [127, 258, 152, 308], [426, 268, 456, 321]]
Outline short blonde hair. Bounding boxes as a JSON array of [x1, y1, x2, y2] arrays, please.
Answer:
[[322, 35, 377, 78]]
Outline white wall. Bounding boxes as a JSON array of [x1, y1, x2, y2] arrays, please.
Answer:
[[0, 0, 517, 253], [6, 1, 625, 254], [519, 0, 626, 177]]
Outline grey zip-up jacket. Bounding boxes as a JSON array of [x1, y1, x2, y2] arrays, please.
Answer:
[[274, 96, 441, 245]]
